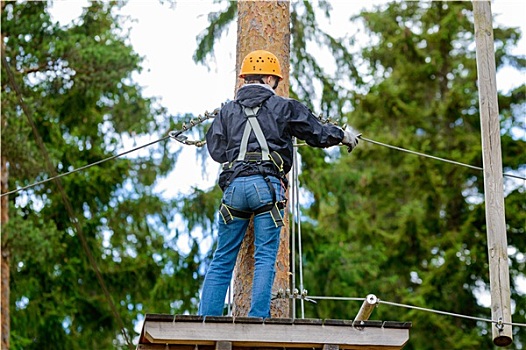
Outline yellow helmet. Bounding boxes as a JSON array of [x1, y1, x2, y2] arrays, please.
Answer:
[[239, 50, 283, 80]]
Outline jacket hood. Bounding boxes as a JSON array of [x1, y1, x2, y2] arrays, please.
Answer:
[[235, 84, 275, 108]]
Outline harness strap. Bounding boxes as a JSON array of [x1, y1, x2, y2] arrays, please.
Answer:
[[219, 201, 285, 227], [223, 151, 284, 172], [237, 106, 270, 162]]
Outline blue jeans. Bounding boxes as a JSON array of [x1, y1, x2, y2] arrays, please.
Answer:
[[198, 175, 285, 318]]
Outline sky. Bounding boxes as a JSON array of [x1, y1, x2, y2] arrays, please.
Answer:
[[49, 0, 526, 197], [50, 1, 526, 114]]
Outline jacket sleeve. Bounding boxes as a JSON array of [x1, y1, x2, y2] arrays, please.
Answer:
[[288, 99, 344, 148], [206, 109, 228, 164]]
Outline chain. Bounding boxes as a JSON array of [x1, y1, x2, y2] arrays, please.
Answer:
[[315, 113, 343, 127], [169, 107, 220, 147]]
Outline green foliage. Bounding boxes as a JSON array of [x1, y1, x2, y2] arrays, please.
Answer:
[[2, 1, 202, 348], [193, 1, 236, 65], [192, 1, 525, 349], [298, 2, 525, 349]]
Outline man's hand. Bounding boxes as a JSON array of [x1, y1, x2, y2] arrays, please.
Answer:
[[342, 130, 360, 153]]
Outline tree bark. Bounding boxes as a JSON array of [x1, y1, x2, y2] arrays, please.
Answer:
[[1, 156, 9, 349], [1, 2, 10, 339], [232, 0, 291, 318]]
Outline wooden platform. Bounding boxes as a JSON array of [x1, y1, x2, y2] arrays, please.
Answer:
[[137, 314, 411, 350]]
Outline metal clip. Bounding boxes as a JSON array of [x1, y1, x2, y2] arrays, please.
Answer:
[[496, 317, 504, 331], [271, 288, 316, 303]]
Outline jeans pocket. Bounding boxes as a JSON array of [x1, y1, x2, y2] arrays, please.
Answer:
[[223, 185, 236, 206], [254, 181, 273, 204], [254, 178, 286, 204]]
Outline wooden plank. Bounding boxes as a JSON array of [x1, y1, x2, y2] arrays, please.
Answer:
[[353, 321, 384, 329], [175, 315, 204, 322], [234, 316, 264, 324], [145, 313, 175, 322], [293, 318, 323, 325], [205, 316, 234, 323], [216, 341, 232, 350], [143, 320, 410, 349], [323, 319, 353, 326], [323, 345, 339, 350], [382, 321, 412, 329], [263, 318, 293, 325], [137, 345, 202, 350]]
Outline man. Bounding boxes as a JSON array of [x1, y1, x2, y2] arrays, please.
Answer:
[[199, 50, 359, 318]]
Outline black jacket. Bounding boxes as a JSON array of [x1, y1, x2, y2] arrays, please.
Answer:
[[206, 84, 344, 189]]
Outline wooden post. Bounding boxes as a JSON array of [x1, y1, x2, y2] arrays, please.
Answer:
[[472, 1, 513, 346]]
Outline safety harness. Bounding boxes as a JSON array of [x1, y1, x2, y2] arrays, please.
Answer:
[[219, 105, 286, 227]]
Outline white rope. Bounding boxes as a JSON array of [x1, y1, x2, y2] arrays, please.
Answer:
[[295, 143, 306, 318], [290, 137, 298, 319], [290, 137, 307, 318]]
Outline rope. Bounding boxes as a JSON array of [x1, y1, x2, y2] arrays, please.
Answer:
[[291, 138, 306, 318], [2, 44, 134, 349], [290, 138, 298, 319], [7, 131, 523, 198]]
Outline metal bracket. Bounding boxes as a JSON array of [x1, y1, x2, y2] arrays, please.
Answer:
[[272, 288, 317, 304]]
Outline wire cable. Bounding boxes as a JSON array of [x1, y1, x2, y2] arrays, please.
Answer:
[[308, 295, 366, 302], [378, 299, 526, 328], [358, 135, 526, 181], [303, 294, 526, 328], [0, 135, 170, 198], [8, 132, 524, 199]]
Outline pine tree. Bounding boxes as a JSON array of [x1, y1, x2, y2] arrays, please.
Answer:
[[193, 1, 525, 349], [1, 2, 201, 348], [299, 2, 525, 349]]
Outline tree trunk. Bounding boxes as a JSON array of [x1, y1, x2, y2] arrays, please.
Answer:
[[1, 156, 9, 350], [1, 1, 10, 346], [232, 0, 291, 318]]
